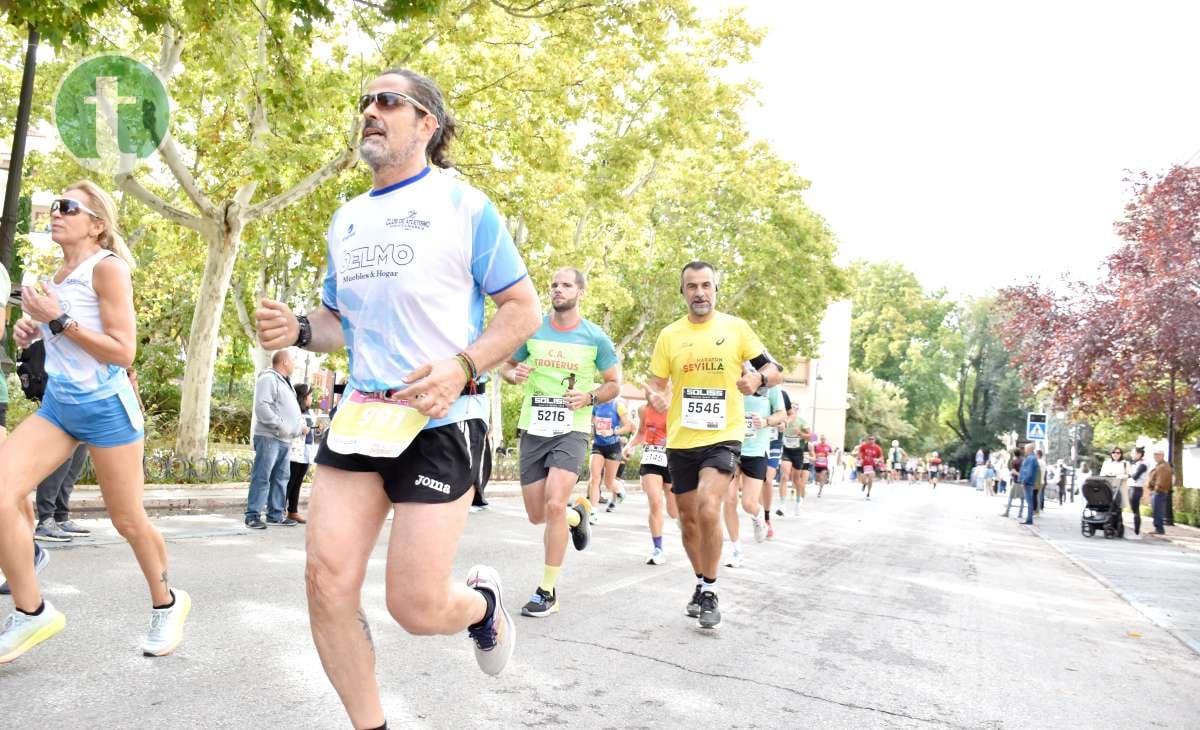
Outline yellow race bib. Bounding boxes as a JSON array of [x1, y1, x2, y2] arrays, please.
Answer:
[[327, 390, 429, 458]]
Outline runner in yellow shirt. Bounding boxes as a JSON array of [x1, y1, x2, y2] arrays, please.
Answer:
[[647, 261, 782, 629]]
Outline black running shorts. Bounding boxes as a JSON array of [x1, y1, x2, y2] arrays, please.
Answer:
[[738, 455, 769, 481], [591, 441, 623, 461], [314, 419, 486, 504], [782, 447, 807, 469], [638, 463, 672, 484], [668, 441, 740, 495]]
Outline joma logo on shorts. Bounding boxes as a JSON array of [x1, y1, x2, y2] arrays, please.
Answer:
[[415, 474, 450, 494]]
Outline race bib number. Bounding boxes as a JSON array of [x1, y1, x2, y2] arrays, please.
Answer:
[[744, 415, 757, 440], [593, 416, 615, 438], [768, 427, 778, 441], [528, 396, 571, 437], [328, 390, 429, 458], [642, 444, 668, 467], [863, 464, 875, 474], [681, 388, 726, 430], [783, 436, 801, 449]]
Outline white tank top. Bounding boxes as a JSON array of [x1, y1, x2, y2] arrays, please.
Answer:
[[41, 248, 130, 404]]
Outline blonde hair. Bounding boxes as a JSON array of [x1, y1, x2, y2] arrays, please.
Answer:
[[66, 180, 136, 269]]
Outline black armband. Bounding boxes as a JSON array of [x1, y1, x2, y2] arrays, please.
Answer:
[[749, 352, 778, 371]]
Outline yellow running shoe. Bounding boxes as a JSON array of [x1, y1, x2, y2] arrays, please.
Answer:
[[0, 601, 66, 664]]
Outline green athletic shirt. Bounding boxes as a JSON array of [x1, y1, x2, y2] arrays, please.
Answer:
[[741, 386, 784, 457], [513, 315, 618, 434]]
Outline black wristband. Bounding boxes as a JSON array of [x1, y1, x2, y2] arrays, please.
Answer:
[[295, 314, 312, 349]]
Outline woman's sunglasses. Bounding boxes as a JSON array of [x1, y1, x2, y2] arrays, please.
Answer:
[[357, 91, 433, 117], [50, 198, 100, 218]]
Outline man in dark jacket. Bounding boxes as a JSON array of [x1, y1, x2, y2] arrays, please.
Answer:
[[1018, 444, 1039, 525]]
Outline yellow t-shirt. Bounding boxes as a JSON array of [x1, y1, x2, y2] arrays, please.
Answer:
[[649, 311, 766, 450]]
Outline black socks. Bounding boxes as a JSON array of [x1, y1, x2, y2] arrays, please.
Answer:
[[17, 601, 45, 617], [154, 590, 176, 610], [468, 587, 496, 631]]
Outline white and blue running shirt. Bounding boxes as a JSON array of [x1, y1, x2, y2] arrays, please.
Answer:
[[321, 167, 528, 430]]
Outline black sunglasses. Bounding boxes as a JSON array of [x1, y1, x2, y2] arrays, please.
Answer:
[[357, 91, 433, 117], [50, 198, 100, 218]]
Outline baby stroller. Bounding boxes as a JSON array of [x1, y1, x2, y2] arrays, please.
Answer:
[[1080, 477, 1124, 539]]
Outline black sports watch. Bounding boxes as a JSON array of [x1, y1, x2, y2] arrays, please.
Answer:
[[48, 314, 73, 335], [294, 314, 312, 349]]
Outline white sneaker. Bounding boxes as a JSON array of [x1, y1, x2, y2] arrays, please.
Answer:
[[724, 547, 742, 569], [588, 511, 599, 526], [142, 588, 192, 657], [791, 500, 801, 517], [646, 547, 665, 565], [0, 601, 66, 664], [466, 565, 515, 676], [752, 515, 766, 543]]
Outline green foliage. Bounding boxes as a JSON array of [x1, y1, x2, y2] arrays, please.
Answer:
[[941, 297, 1028, 466], [845, 368, 914, 448], [846, 260, 954, 440], [13, 1, 844, 449]]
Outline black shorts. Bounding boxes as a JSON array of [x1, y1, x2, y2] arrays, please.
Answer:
[[782, 447, 807, 469], [668, 441, 740, 495], [314, 419, 486, 504], [738, 455, 768, 481], [638, 463, 672, 484], [814, 464, 829, 474], [591, 441, 622, 461]]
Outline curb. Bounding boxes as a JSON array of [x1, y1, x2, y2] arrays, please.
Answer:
[[65, 479, 648, 516], [1027, 522, 1200, 658]]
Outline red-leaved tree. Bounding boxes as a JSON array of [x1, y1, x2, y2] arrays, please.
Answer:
[[998, 165, 1200, 497]]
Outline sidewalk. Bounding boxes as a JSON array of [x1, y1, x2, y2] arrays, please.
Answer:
[[1024, 495, 1200, 656], [68, 479, 620, 514]]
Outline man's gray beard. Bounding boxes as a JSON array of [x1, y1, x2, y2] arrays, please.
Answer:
[[360, 135, 421, 171]]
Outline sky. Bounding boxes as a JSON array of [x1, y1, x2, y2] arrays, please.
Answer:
[[711, 1, 1200, 296]]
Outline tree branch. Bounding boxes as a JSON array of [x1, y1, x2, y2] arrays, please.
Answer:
[[245, 118, 362, 222], [617, 308, 650, 352], [115, 172, 208, 233], [231, 277, 258, 342], [490, 0, 601, 19]]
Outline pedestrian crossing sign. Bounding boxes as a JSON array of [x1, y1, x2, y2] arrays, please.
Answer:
[[1026, 413, 1047, 441]]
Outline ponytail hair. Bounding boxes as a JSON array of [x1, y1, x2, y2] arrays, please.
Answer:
[[66, 180, 136, 269], [379, 68, 457, 169]]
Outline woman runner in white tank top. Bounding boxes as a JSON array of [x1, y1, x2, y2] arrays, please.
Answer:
[[0, 181, 190, 665]]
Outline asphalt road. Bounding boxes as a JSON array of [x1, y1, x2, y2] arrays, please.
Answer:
[[2, 478, 1197, 729]]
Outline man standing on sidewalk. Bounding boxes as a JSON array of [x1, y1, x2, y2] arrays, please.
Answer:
[[33, 444, 90, 542], [1147, 450, 1172, 536], [245, 350, 305, 529], [1018, 444, 1039, 525]]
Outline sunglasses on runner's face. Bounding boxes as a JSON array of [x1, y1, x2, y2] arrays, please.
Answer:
[[357, 91, 433, 117], [50, 198, 100, 218]]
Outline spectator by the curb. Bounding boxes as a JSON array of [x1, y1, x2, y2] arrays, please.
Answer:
[[245, 351, 305, 529], [1147, 450, 1171, 536]]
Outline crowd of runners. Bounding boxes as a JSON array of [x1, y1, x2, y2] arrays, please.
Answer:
[[0, 68, 956, 729]]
